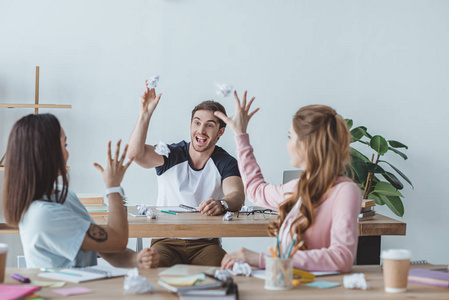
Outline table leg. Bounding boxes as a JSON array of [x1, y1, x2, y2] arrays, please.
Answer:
[[355, 236, 381, 265], [136, 238, 143, 252]]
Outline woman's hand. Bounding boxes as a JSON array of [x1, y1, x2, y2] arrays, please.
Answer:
[[140, 80, 162, 117], [137, 248, 159, 268], [94, 140, 133, 188], [221, 247, 260, 270], [214, 91, 259, 135]]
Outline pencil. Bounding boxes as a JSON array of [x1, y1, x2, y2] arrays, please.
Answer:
[[268, 246, 277, 258], [161, 210, 178, 215]]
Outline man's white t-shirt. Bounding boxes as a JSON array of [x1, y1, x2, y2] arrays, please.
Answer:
[[155, 141, 240, 207]]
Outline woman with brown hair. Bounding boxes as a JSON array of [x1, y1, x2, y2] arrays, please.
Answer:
[[216, 92, 362, 272], [2, 114, 158, 268]]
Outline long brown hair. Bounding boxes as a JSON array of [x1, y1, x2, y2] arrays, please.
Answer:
[[268, 105, 351, 249], [2, 114, 69, 226]]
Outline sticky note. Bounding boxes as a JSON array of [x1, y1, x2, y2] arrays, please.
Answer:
[[52, 287, 93, 296], [32, 280, 66, 287], [307, 280, 341, 289]]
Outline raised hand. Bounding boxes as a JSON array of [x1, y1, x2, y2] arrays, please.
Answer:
[[94, 140, 133, 188], [214, 91, 259, 135], [139, 80, 162, 116]]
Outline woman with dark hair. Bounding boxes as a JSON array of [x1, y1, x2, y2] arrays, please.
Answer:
[[2, 114, 159, 268], [216, 92, 362, 272]]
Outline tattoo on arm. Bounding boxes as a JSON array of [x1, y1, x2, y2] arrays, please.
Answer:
[[87, 224, 108, 242]]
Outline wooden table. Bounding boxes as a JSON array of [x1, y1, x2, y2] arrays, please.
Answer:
[[0, 209, 405, 265], [3, 265, 448, 299]]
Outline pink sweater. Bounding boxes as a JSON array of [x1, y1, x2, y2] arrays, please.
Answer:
[[235, 134, 362, 272]]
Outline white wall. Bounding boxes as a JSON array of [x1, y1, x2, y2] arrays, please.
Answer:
[[1, 0, 448, 267]]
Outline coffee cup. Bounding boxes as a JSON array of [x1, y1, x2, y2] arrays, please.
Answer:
[[381, 249, 411, 293], [0, 243, 8, 283]]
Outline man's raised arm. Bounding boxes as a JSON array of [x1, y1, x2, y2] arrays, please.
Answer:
[[127, 80, 165, 169]]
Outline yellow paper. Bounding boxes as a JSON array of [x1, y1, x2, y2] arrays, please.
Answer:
[[31, 280, 66, 287], [160, 274, 205, 287]]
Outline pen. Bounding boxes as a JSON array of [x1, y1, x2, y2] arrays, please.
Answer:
[[11, 273, 31, 283], [161, 210, 178, 215], [40, 268, 82, 277]]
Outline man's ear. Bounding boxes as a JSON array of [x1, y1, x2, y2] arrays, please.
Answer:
[[218, 127, 225, 138]]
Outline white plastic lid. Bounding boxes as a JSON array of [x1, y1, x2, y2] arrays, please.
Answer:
[[0, 243, 8, 253], [381, 249, 411, 260]]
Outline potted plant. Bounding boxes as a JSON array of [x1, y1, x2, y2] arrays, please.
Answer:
[[345, 119, 413, 217]]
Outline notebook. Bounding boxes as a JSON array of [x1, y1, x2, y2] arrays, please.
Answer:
[[38, 265, 130, 283], [408, 268, 449, 288], [156, 205, 199, 213], [0, 284, 41, 300]]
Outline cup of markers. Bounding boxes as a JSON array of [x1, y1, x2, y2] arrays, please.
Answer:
[[264, 234, 301, 290]]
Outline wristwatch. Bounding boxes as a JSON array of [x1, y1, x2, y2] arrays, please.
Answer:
[[105, 186, 125, 198], [218, 200, 229, 213]]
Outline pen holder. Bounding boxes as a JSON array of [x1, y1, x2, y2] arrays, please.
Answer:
[[265, 256, 293, 290]]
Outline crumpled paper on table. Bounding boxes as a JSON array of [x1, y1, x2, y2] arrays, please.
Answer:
[[124, 268, 154, 295], [137, 204, 149, 215], [215, 269, 232, 281], [343, 273, 369, 290], [146, 208, 158, 219], [240, 206, 253, 213], [231, 262, 252, 277], [223, 212, 234, 221]]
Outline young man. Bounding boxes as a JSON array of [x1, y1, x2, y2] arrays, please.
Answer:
[[127, 81, 245, 267]]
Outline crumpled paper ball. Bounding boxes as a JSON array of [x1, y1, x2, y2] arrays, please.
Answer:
[[136, 204, 149, 215], [240, 206, 253, 213], [146, 208, 158, 219], [147, 75, 160, 89], [216, 83, 233, 97], [223, 212, 234, 221], [155, 141, 170, 157], [123, 268, 154, 294], [231, 262, 252, 277], [215, 269, 232, 281], [343, 273, 369, 290]]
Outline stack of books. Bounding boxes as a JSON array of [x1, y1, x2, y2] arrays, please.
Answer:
[[408, 268, 449, 288], [359, 199, 375, 221]]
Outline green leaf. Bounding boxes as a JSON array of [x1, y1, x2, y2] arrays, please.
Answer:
[[388, 147, 408, 160], [351, 127, 367, 142], [382, 172, 404, 190], [367, 192, 384, 205], [388, 140, 408, 149], [345, 119, 353, 130], [350, 147, 370, 162], [378, 160, 413, 188], [378, 194, 404, 217], [372, 182, 404, 197], [370, 135, 389, 155], [350, 156, 369, 184], [366, 162, 385, 174]]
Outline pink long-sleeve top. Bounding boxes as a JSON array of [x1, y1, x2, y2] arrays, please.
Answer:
[[235, 134, 362, 273]]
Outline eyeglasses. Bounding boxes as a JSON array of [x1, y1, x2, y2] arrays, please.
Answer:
[[236, 209, 278, 220]]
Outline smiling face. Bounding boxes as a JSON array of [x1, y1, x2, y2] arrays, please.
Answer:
[[190, 109, 225, 153]]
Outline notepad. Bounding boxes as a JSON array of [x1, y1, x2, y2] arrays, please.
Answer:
[[156, 206, 199, 213], [0, 284, 41, 299], [38, 265, 130, 283]]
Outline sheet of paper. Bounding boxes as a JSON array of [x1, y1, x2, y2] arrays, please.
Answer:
[[307, 280, 341, 289], [52, 287, 93, 296], [156, 206, 199, 213], [31, 280, 66, 287]]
